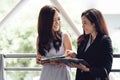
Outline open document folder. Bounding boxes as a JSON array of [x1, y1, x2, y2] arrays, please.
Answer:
[[41, 56, 89, 67], [58, 58, 90, 67], [41, 55, 65, 61]]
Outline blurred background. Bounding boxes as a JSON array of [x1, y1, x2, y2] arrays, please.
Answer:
[[0, 0, 120, 80]]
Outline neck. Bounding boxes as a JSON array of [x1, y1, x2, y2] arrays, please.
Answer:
[[90, 32, 98, 43]]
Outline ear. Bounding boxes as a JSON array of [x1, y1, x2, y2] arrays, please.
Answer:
[[92, 23, 97, 31], [92, 23, 95, 27]]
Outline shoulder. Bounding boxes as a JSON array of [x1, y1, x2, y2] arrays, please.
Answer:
[[100, 35, 113, 49], [62, 32, 72, 44], [36, 36, 39, 43], [62, 31, 70, 35], [62, 31, 71, 39], [64, 32, 70, 38], [101, 35, 112, 43]]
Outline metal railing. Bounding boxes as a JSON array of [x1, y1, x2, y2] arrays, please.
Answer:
[[0, 53, 120, 80], [0, 54, 42, 80]]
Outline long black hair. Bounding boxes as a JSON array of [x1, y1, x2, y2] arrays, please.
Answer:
[[37, 5, 62, 56], [78, 8, 109, 47]]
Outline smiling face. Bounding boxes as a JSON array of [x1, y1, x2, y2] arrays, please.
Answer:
[[52, 11, 61, 32], [81, 15, 96, 35]]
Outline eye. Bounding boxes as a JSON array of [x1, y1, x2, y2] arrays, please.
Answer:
[[53, 17, 61, 22], [58, 17, 61, 21], [82, 22, 86, 25]]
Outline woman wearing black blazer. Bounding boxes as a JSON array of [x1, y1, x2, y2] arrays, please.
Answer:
[[67, 8, 113, 80]]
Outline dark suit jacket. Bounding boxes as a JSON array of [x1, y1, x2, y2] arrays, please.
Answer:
[[76, 33, 113, 80]]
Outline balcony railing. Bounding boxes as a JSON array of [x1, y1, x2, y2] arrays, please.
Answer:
[[0, 53, 120, 80]]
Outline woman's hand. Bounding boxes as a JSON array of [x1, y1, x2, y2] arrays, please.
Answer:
[[36, 55, 65, 66], [65, 50, 76, 58], [36, 54, 47, 65], [69, 63, 90, 72], [49, 60, 65, 66]]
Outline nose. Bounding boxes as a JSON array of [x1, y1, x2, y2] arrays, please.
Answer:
[[54, 20, 59, 23], [82, 24, 85, 28], [53, 19, 60, 24]]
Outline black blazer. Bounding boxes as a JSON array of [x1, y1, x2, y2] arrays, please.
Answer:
[[76, 33, 113, 80]]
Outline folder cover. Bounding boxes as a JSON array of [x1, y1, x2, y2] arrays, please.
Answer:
[[59, 58, 90, 67]]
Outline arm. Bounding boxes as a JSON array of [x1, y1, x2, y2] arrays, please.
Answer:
[[36, 36, 41, 64], [63, 33, 77, 57], [36, 36, 45, 64], [90, 36, 113, 77], [64, 33, 73, 51], [71, 36, 113, 77], [36, 36, 65, 65]]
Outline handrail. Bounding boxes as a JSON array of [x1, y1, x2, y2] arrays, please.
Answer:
[[3, 53, 42, 71], [4, 53, 120, 58], [3, 53, 120, 72], [4, 67, 42, 71], [0, 53, 120, 80], [113, 54, 120, 58], [4, 53, 36, 58]]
